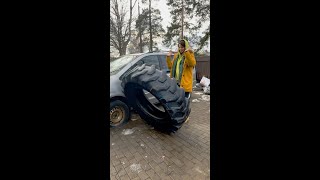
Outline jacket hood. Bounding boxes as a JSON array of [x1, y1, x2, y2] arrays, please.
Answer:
[[182, 39, 189, 49], [178, 39, 190, 56]]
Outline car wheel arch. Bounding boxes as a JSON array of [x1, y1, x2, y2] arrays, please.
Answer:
[[110, 96, 128, 105]]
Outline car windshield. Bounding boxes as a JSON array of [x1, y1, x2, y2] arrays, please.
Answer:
[[110, 55, 137, 75]]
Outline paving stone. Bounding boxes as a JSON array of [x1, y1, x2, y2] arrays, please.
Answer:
[[110, 91, 210, 180]]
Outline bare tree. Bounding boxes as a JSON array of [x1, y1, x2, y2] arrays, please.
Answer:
[[110, 0, 138, 56]]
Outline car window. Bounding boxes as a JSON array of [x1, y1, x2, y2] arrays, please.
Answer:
[[158, 55, 167, 70], [140, 55, 160, 69], [110, 55, 137, 75], [119, 61, 139, 80]]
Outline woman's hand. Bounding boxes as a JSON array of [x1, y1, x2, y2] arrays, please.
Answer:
[[185, 48, 193, 53], [167, 50, 172, 57]]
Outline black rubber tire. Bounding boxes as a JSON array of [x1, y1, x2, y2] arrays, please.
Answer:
[[110, 100, 130, 128], [122, 64, 191, 133]]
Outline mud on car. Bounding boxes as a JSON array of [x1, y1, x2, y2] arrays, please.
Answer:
[[110, 52, 192, 133]]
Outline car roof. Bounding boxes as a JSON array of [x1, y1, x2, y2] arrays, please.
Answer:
[[131, 51, 177, 56], [129, 53, 144, 56], [112, 52, 173, 62]]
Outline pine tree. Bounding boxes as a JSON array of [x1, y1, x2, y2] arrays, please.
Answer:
[[163, 0, 210, 52], [162, 0, 195, 47], [192, 0, 210, 52], [140, 0, 165, 52], [135, 7, 165, 52]]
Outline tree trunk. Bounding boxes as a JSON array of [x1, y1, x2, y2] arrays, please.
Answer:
[[119, 47, 126, 56], [149, 0, 152, 52], [181, 0, 184, 39], [138, 1, 143, 53]]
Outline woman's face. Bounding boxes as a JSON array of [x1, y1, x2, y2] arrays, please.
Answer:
[[178, 44, 185, 53]]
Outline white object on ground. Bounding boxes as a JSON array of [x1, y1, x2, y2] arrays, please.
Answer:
[[192, 99, 200, 103], [194, 92, 203, 95], [200, 76, 210, 87], [203, 86, 210, 94], [130, 163, 142, 173], [122, 128, 135, 135], [196, 83, 203, 88], [200, 95, 210, 101], [195, 167, 207, 176]]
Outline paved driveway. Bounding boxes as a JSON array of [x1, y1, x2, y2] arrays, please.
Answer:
[[110, 90, 210, 180]]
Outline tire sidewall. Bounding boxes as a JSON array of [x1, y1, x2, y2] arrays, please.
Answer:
[[110, 100, 130, 128], [123, 65, 190, 133]]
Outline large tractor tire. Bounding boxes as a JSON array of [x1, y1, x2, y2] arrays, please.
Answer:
[[122, 64, 191, 133]]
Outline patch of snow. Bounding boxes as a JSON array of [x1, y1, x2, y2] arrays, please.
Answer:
[[192, 99, 200, 103], [122, 129, 135, 135], [130, 163, 142, 173], [199, 95, 210, 101], [195, 167, 207, 176], [194, 92, 203, 95]]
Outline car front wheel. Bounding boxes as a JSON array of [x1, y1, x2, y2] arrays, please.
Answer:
[[110, 100, 130, 127]]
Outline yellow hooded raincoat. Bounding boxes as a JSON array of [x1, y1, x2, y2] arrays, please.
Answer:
[[166, 39, 196, 93]]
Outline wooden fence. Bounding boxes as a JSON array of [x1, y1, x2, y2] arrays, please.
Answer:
[[195, 56, 210, 82]]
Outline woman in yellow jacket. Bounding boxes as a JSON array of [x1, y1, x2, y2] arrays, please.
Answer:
[[166, 39, 196, 98]]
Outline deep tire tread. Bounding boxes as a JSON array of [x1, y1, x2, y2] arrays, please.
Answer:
[[123, 64, 190, 133]]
